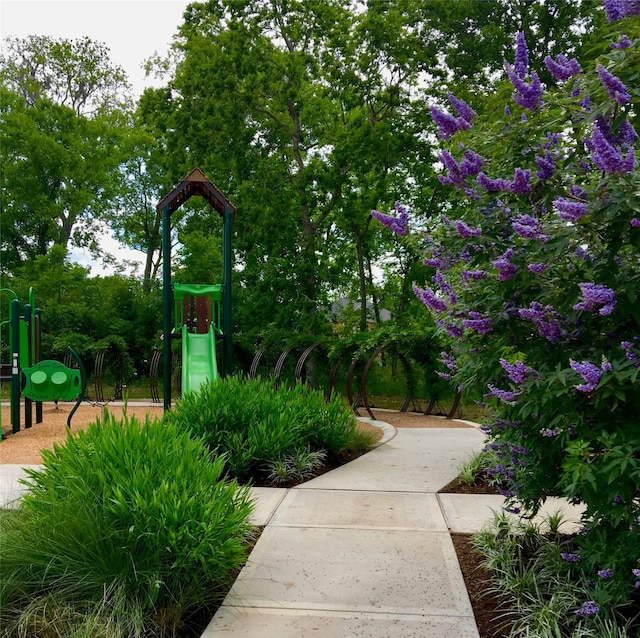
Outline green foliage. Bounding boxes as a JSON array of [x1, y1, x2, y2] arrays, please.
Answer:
[[457, 449, 500, 486], [164, 375, 371, 482], [265, 448, 327, 484], [385, 10, 640, 615], [0, 411, 254, 637], [473, 514, 636, 637]]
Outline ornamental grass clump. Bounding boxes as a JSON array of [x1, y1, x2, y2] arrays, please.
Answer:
[[165, 375, 371, 483], [374, 1, 640, 621], [0, 411, 254, 638]]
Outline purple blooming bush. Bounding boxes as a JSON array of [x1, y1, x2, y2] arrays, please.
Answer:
[[374, 9, 640, 617]]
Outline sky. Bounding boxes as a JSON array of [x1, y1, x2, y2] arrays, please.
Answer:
[[1, 0, 192, 275]]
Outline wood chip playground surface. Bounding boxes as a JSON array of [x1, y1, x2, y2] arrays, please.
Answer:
[[0, 402, 472, 465]]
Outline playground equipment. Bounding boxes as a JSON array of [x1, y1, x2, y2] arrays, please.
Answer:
[[173, 283, 221, 393], [156, 168, 236, 409], [1, 288, 87, 434]]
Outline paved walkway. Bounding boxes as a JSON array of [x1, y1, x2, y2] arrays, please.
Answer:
[[0, 417, 584, 638]]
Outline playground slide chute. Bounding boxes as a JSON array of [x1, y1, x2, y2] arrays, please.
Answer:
[[181, 325, 219, 393]]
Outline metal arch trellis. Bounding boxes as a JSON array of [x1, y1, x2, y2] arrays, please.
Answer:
[[149, 349, 162, 403], [248, 348, 267, 379], [359, 342, 414, 420], [359, 341, 462, 420], [273, 347, 295, 387]]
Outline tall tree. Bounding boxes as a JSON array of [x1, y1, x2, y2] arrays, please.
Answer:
[[0, 36, 131, 274], [147, 0, 606, 344]]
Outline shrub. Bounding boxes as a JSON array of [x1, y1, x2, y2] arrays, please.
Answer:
[[0, 411, 254, 638], [165, 375, 369, 482], [473, 514, 637, 637], [374, 2, 640, 615]]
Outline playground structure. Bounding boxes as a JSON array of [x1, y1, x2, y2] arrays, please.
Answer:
[[1, 288, 86, 434], [156, 168, 235, 410]]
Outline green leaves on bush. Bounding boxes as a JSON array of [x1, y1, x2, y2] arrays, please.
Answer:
[[0, 411, 254, 638], [164, 375, 371, 482]]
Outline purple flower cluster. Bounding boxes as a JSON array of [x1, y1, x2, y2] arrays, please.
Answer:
[[454, 220, 482, 238], [621, 340, 639, 362], [512, 214, 548, 242], [438, 150, 484, 187], [535, 151, 556, 180], [413, 283, 447, 313], [430, 107, 470, 139], [514, 32, 529, 78], [492, 250, 517, 281], [371, 201, 409, 236], [590, 121, 636, 175], [631, 218, 640, 227], [574, 601, 600, 617], [499, 358, 538, 384], [477, 168, 532, 195], [611, 34, 633, 49], [527, 263, 548, 274], [440, 351, 458, 376], [488, 385, 521, 403], [603, 0, 640, 22], [596, 64, 631, 105], [544, 54, 581, 81], [511, 168, 532, 195], [436, 320, 464, 338], [437, 151, 462, 186], [505, 62, 544, 111], [477, 172, 512, 192], [570, 359, 602, 393], [573, 282, 616, 315], [433, 271, 457, 304], [518, 302, 563, 342], [561, 552, 581, 562], [461, 269, 487, 282], [597, 569, 614, 579], [461, 311, 492, 334], [430, 93, 476, 140], [447, 91, 476, 123], [553, 197, 588, 222]]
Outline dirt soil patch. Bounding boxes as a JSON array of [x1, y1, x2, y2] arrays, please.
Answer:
[[367, 409, 475, 428]]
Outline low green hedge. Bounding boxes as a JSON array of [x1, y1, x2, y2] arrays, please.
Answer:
[[165, 375, 374, 482]]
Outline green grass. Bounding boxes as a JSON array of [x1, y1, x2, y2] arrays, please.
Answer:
[[165, 375, 378, 483], [0, 411, 255, 638]]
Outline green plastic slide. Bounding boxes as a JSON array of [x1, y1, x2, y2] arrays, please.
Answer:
[[181, 324, 219, 394]]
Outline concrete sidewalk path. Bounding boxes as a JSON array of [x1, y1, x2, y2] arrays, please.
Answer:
[[203, 424, 486, 637]]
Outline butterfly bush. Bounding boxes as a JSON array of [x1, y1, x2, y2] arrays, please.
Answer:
[[374, 11, 640, 614]]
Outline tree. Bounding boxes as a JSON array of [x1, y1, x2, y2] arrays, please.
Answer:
[[109, 127, 166, 290], [0, 36, 132, 274], [1, 35, 129, 115], [378, 9, 640, 614]]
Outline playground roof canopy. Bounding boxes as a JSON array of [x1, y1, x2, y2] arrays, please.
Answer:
[[156, 167, 236, 219]]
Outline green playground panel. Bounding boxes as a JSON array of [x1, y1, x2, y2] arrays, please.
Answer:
[[22, 360, 82, 402], [173, 283, 222, 300]]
